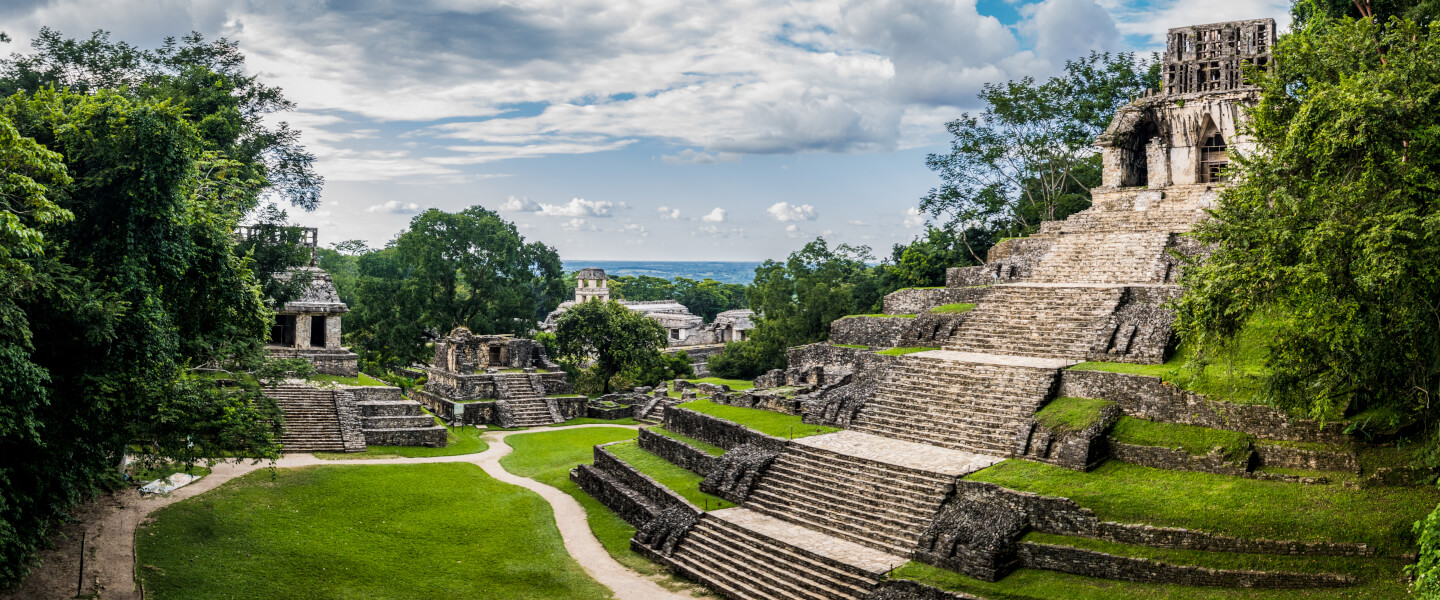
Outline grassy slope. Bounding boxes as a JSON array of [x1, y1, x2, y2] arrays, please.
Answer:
[[878, 346, 939, 356], [930, 303, 976, 314], [1068, 312, 1281, 406], [676, 398, 839, 439], [1109, 417, 1253, 460], [496, 428, 663, 576], [648, 427, 726, 456], [314, 423, 487, 459], [310, 373, 388, 387], [136, 463, 612, 599], [967, 460, 1438, 554], [1034, 397, 1115, 433], [682, 377, 756, 391], [607, 440, 734, 510]]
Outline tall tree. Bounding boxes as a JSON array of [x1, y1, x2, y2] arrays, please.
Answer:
[[921, 52, 1157, 260], [553, 300, 668, 394]]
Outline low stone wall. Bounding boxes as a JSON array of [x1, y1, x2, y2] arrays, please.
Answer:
[[587, 405, 634, 420], [1016, 402, 1121, 471], [595, 443, 696, 513], [883, 287, 987, 315], [639, 428, 718, 476], [661, 406, 789, 452], [550, 396, 586, 421], [1058, 370, 1346, 444], [710, 390, 804, 415], [347, 386, 403, 402], [536, 372, 573, 396], [333, 389, 368, 453], [1016, 542, 1352, 588], [1107, 440, 1253, 476], [952, 481, 1372, 556], [572, 442, 700, 527], [866, 580, 986, 600], [830, 316, 914, 349], [411, 389, 457, 421], [1255, 442, 1359, 473], [363, 427, 446, 447]]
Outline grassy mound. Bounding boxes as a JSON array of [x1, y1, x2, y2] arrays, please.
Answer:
[[606, 440, 734, 510], [136, 463, 612, 599], [1108, 417, 1254, 461], [676, 398, 838, 439], [647, 427, 726, 456], [309, 373, 389, 387], [930, 303, 976, 314], [967, 459, 1438, 554], [1035, 397, 1115, 433]]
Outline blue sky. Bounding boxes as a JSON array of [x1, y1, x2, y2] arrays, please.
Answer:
[[2, 0, 1290, 261]]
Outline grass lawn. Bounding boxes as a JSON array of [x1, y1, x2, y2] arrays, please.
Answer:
[[1034, 397, 1115, 433], [606, 440, 734, 510], [676, 398, 839, 439], [967, 459, 1439, 554], [551, 417, 640, 427], [930, 303, 976, 314], [136, 463, 612, 599], [1067, 311, 1282, 406], [648, 427, 726, 456], [878, 346, 939, 356], [892, 556, 1410, 600], [682, 377, 756, 391], [314, 423, 487, 460], [841, 313, 917, 318], [497, 428, 664, 576], [310, 373, 388, 387], [1109, 417, 1253, 461]]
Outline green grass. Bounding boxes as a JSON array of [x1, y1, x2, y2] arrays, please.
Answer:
[[833, 344, 871, 349], [892, 556, 1409, 600], [966, 459, 1439, 554], [894, 286, 947, 291], [1068, 311, 1282, 406], [1035, 397, 1115, 433], [606, 440, 734, 510], [841, 313, 918, 318], [129, 463, 212, 483], [682, 377, 755, 391], [497, 428, 663, 576], [550, 417, 640, 427], [877, 346, 940, 356], [309, 373, 388, 387], [676, 398, 839, 439], [1109, 416, 1254, 461], [136, 463, 613, 599], [929, 303, 976, 314], [648, 427, 727, 456], [314, 422, 487, 459]]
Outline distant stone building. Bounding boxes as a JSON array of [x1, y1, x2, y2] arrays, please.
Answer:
[[241, 226, 360, 377], [543, 267, 754, 347]]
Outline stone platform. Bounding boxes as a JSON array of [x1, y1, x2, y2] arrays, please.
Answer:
[[793, 430, 1003, 477], [711, 508, 905, 574]]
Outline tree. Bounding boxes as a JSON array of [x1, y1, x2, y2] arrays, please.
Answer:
[[673, 277, 748, 322], [921, 52, 1157, 260], [610, 274, 674, 301], [553, 300, 668, 394], [345, 207, 566, 370], [883, 225, 985, 288]]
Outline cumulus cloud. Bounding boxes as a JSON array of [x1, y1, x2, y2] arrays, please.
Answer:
[[657, 206, 683, 220], [768, 202, 818, 222], [367, 200, 423, 214], [561, 218, 597, 231], [621, 223, 649, 237], [701, 208, 727, 223], [785, 224, 801, 238], [1020, 0, 1121, 63], [499, 195, 541, 211], [538, 197, 615, 218], [904, 207, 925, 228]]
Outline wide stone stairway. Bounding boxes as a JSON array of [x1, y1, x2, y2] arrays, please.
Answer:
[[267, 385, 348, 453], [851, 351, 1068, 455], [496, 373, 560, 426], [946, 285, 1124, 360], [1028, 231, 1171, 284]]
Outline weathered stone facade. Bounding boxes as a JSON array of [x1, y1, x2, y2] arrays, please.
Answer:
[[883, 287, 987, 315]]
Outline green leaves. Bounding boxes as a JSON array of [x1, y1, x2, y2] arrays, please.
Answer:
[[553, 299, 668, 394]]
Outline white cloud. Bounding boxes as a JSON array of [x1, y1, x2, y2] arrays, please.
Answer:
[[768, 202, 818, 222], [499, 196, 541, 211], [701, 208, 727, 223], [849, 219, 867, 226], [366, 200, 423, 214], [904, 207, 925, 228], [538, 197, 615, 218], [696, 225, 746, 238], [561, 218, 597, 231], [1020, 0, 1121, 63], [621, 223, 649, 237], [657, 206, 683, 220], [785, 224, 801, 238]]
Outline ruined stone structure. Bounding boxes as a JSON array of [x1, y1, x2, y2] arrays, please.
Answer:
[[252, 226, 359, 377], [571, 17, 1372, 600], [543, 267, 755, 347], [413, 327, 577, 427]]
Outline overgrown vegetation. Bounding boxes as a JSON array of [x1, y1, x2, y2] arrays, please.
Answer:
[[553, 299, 670, 394], [1108, 417, 1253, 461], [929, 303, 976, 314], [675, 398, 837, 439], [1034, 397, 1114, 433]]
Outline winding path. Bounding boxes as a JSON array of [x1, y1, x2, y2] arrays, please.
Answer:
[[3, 424, 692, 600]]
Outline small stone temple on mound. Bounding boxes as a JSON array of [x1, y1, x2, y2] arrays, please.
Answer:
[[413, 327, 584, 427], [241, 225, 360, 376]]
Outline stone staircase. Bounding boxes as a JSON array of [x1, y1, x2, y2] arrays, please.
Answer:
[[266, 385, 348, 453], [495, 373, 560, 427], [662, 508, 900, 600], [744, 441, 958, 556], [946, 285, 1124, 360], [635, 394, 681, 425], [850, 352, 1060, 455], [356, 395, 448, 446], [1028, 231, 1171, 284]]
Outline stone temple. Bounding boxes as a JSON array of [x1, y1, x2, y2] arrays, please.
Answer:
[[571, 17, 1364, 599], [246, 226, 360, 377]]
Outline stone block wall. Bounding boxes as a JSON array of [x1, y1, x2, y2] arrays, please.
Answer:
[[883, 287, 988, 314], [710, 390, 804, 415], [638, 428, 718, 476], [1057, 370, 1346, 444], [1254, 443, 1358, 473], [332, 389, 368, 453], [347, 386, 403, 402], [363, 428, 446, 447], [661, 406, 789, 453], [572, 442, 701, 527], [587, 405, 634, 420], [830, 316, 914, 348], [1086, 286, 1180, 365], [1015, 542, 1351, 588], [1016, 402, 1121, 471], [1107, 440, 1253, 476]]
